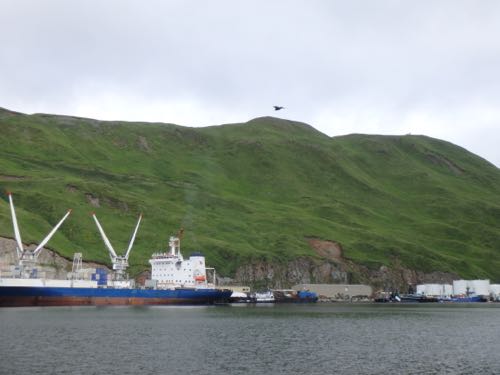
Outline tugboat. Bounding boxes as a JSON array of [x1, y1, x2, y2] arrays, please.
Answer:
[[374, 291, 438, 303]]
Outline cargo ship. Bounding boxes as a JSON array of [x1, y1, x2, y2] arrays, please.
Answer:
[[0, 193, 232, 307]]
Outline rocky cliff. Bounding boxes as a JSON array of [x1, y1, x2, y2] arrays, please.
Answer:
[[0, 237, 107, 279]]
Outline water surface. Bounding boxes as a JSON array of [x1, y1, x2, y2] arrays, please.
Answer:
[[1, 303, 499, 374]]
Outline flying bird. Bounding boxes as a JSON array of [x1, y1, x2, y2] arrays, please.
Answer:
[[273, 106, 284, 111]]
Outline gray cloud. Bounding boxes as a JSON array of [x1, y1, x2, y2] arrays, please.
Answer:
[[1, 0, 499, 166]]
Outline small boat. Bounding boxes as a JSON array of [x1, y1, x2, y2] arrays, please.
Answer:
[[447, 295, 488, 303], [374, 292, 438, 303], [251, 290, 275, 303], [229, 291, 252, 303], [399, 294, 439, 303], [272, 289, 318, 303]]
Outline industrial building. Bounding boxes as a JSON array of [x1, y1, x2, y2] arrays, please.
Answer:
[[292, 283, 372, 301]]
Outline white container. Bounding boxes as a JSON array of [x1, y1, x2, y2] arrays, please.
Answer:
[[453, 280, 468, 296]]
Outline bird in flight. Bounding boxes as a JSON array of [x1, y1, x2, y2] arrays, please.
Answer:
[[273, 106, 284, 111]]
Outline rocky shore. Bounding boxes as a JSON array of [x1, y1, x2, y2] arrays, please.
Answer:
[[0, 236, 457, 292]]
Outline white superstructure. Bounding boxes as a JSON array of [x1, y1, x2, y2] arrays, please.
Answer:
[[149, 235, 209, 288]]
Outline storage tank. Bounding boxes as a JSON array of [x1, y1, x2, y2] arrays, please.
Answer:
[[416, 284, 426, 295], [490, 284, 500, 297], [453, 280, 468, 296], [424, 284, 443, 296], [469, 280, 490, 296], [443, 284, 453, 297]]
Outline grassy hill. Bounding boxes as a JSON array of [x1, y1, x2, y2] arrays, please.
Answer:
[[0, 107, 499, 280]]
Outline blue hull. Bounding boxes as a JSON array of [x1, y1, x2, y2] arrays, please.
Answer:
[[0, 286, 233, 307], [448, 295, 487, 303]]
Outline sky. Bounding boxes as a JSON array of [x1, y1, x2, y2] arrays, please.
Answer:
[[1, 0, 499, 166]]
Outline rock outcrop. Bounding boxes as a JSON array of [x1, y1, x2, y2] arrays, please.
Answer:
[[0, 237, 107, 279]]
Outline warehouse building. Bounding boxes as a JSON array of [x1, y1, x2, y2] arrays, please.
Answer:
[[292, 283, 372, 301]]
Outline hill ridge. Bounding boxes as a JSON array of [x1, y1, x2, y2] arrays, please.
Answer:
[[0, 107, 499, 283]]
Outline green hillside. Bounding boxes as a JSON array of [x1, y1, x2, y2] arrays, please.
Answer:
[[0, 107, 499, 280]]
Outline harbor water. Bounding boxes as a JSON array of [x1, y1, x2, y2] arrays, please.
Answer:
[[1, 303, 499, 374]]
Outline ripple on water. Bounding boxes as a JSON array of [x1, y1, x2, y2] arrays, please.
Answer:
[[0, 304, 499, 375]]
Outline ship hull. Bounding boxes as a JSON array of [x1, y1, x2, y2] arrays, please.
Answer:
[[0, 286, 232, 307]]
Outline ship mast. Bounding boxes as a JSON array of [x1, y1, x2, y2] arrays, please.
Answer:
[[92, 213, 142, 280], [7, 192, 71, 278]]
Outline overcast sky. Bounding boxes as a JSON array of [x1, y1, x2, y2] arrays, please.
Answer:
[[1, 1, 499, 166]]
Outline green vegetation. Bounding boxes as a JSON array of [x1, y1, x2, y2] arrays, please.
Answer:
[[0, 108, 499, 279]]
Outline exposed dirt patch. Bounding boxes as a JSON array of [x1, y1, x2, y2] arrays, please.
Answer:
[[66, 184, 79, 193], [426, 153, 464, 175], [85, 193, 100, 207], [102, 196, 129, 211], [84, 193, 129, 211], [137, 136, 151, 153], [306, 237, 343, 260]]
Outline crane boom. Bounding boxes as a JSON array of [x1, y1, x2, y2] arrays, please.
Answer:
[[8, 193, 24, 259], [33, 209, 72, 257], [92, 214, 118, 260], [125, 214, 142, 260]]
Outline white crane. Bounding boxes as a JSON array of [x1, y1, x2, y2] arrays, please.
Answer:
[[92, 213, 142, 280], [7, 192, 71, 278]]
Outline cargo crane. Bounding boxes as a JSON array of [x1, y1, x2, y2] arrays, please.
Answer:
[[7, 192, 71, 278], [92, 213, 142, 281]]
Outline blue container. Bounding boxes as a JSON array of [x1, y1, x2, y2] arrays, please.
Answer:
[[92, 268, 108, 285], [297, 290, 318, 300]]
